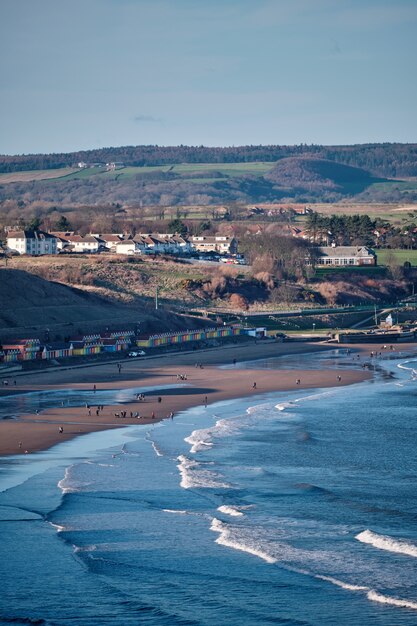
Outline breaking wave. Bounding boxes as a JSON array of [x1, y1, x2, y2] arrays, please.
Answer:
[[176, 455, 231, 490], [210, 518, 277, 564], [356, 529, 417, 558]]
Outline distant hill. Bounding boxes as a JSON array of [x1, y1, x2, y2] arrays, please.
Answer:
[[1, 142, 417, 178], [0, 143, 416, 206], [265, 157, 377, 194]]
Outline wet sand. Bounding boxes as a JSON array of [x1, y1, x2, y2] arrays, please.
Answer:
[[0, 341, 383, 456]]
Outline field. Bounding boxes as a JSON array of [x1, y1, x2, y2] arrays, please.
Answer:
[[376, 248, 417, 267], [0, 167, 78, 183], [0, 162, 274, 186], [60, 162, 275, 182]]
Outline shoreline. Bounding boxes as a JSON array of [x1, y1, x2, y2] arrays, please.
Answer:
[[0, 340, 405, 458]]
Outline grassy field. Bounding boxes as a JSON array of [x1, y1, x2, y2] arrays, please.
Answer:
[[16, 162, 275, 184], [376, 248, 417, 266], [0, 167, 78, 183]]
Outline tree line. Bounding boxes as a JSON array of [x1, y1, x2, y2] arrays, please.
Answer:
[[1, 143, 417, 177]]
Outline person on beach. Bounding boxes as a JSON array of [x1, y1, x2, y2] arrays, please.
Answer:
[[296, 379, 301, 385], [252, 382, 257, 389], [93, 384, 96, 393], [158, 397, 162, 403], [151, 411, 155, 419], [18, 441, 22, 448], [59, 427, 63, 434], [337, 375, 342, 382], [204, 396, 208, 407], [170, 412, 174, 419]]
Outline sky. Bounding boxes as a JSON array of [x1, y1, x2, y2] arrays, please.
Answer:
[[1, 0, 416, 154]]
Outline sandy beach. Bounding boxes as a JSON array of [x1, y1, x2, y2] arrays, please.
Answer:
[[0, 340, 382, 456]]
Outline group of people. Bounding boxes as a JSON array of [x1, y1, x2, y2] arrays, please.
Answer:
[[86, 403, 104, 416], [177, 373, 188, 380], [114, 410, 142, 419]]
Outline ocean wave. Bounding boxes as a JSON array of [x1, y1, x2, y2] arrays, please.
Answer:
[[57, 466, 76, 494], [356, 529, 417, 558], [57, 463, 94, 494], [176, 455, 231, 490], [210, 518, 277, 564], [367, 590, 417, 610], [315, 573, 368, 592], [162, 509, 188, 515], [217, 505, 244, 517], [315, 574, 417, 611], [151, 440, 164, 457], [74, 544, 97, 553], [275, 401, 295, 411], [48, 521, 66, 533], [294, 389, 336, 405], [397, 359, 417, 379], [184, 428, 214, 454]]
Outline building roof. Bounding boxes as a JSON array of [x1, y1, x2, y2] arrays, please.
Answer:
[[116, 239, 136, 246], [66, 235, 99, 243], [7, 230, 57, 241], [318, 246, 375, 257], [98, 234, 123, 243]]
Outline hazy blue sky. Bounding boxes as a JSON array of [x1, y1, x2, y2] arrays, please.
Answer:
[[1, 0, 416, 154]]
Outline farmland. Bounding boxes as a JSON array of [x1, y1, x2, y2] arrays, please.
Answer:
[[0, 167, 77, 184]]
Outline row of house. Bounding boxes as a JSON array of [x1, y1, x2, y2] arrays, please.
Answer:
[[0, 330, 135, 364], [0, 326, 247, 364], [5, 230, 238, 257]]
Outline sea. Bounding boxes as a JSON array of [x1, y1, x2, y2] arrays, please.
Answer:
[[1, 349, 417, 626]]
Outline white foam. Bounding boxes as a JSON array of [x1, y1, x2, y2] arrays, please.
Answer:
[[367, 590, 417, 610], [217, 505, 244, 517], [151, 441, 163, 457], [275, 401, 294, 411], [315, 572, 417, 611], [210, 517, 277, 564], [74, 544, 97, 553], [295, 390, 336, 404], [356, 529, 417, 558], [49, 522, 66, 533], [57, 466, 77, 494], [162, 509, 188, 515], [176, 455, 231, 490], [185, 428, 214, 454], [315, 574, 368, 592]]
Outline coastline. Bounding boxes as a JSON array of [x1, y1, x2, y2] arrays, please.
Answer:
[[0, 341, 383, 457]]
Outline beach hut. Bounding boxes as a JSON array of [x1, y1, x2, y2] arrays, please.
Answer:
[[41, 342, 73, 360]]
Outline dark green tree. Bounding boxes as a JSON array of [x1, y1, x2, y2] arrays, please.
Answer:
[[55, 215, 71, 231], [167, 218, 187, 236]]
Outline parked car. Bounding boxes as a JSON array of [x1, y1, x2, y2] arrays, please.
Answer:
[[127, 350, 146, 357]]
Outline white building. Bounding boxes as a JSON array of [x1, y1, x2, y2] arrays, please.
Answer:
[[94, 234, 123, 252], [7, 230, 58, 256], [190, 235, 237, 255], [115, 239, 139, 255], [64, 235, 100, 253], [310, 246, 376, 267]]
